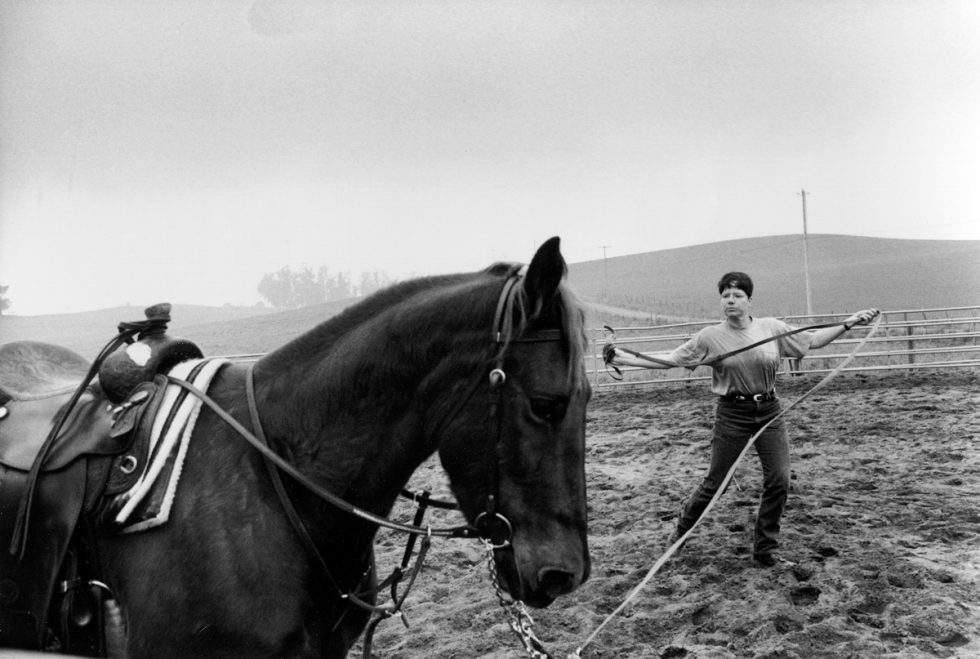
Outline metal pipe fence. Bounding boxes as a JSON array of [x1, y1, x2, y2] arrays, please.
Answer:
[[588, 305, 980, 389], [217, 306, 980, 386]]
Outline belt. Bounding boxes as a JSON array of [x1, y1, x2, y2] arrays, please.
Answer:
[[720, 391, 776, 402]]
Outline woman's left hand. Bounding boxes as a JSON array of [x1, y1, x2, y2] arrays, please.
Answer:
[[845, 308, 880, 329]]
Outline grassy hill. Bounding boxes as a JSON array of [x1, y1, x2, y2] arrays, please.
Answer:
[[2, 234, 977, 358], [0, 303, 288, 357], [568, 234, 980, 320]]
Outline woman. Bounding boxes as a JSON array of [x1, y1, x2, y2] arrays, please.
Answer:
[[604, 271, 879, 567]]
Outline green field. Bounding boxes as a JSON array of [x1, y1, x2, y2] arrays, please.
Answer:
[[568, 234, 980, 319]]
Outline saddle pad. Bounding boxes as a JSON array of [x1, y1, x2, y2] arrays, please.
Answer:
[[107, 358, 228, 533]]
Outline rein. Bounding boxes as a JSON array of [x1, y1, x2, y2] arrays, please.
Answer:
[[166, 362, 481, 657], [11, 267, 565, 657], [167, 374, 478, 540], [244, 365, 346, 599], [167, 265, 565, 657]]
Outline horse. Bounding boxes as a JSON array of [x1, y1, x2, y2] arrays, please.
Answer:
[[5, 236, 591, 657]]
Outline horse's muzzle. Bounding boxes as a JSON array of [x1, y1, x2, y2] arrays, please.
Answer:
[[496, 542, 590, 608], [537, 566, 582, 601]]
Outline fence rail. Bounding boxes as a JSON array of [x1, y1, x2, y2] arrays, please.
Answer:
[[588, 305, 980, 389], [219, 306, 980, 386]]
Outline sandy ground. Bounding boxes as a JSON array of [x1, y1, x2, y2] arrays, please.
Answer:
[[361, 370, 980, 659]]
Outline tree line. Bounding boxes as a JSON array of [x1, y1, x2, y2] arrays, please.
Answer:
[[0, 271, 395, 315], [256, 266, 396, 310]]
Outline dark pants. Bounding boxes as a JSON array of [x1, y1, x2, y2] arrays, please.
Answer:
[[676, 398, 790, 556]]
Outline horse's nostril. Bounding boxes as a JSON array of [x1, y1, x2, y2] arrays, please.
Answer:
[[538, 568, 577, 598]]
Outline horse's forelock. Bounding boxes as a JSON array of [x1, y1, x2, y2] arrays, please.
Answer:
[[556, 281, 588, 386], [497, 277, 588, 389]]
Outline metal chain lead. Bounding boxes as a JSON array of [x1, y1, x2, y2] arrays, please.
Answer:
[[483, 540, 555, 659]]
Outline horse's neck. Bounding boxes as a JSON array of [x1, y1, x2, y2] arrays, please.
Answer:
[[253, 329, 454, 514]]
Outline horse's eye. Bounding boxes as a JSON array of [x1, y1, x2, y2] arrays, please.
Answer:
[[529, 396, 568, 425]]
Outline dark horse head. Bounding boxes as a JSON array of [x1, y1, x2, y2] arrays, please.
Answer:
[[255, 238, 590, 606], [431, 236, 592, 606], [294, 235, 592, 607], [255, 235, 590, 608], [96, 237, 589, 657]]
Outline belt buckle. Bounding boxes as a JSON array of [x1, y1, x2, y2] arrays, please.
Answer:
[[751, 393, 765, 402]]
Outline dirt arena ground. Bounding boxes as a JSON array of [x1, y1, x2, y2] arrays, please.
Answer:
[[364, 369, 979, 658]]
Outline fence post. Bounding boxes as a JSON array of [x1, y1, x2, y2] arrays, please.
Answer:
[[591, 335, 601, 388], [905, 312, 915, 369]]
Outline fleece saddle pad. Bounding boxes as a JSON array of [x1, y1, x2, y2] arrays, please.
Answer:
[[106, 358, 228, 533]]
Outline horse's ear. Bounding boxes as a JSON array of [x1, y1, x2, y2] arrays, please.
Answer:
[[524, 236, 567, 316]]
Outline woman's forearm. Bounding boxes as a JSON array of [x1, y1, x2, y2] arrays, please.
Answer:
[[808, 309, 880, 349], [808, 325, 848, 349], [611, 350, 677, 370]]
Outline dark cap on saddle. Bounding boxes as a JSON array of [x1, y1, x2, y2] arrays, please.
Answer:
[[717, 272, 753, 298]]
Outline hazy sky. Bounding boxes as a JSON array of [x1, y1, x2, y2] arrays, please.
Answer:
[[2, 1, 978, 315]]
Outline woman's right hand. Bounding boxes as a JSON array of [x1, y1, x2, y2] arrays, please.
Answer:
[[602, 343, 617, 364], [844, 308, 880, 329]]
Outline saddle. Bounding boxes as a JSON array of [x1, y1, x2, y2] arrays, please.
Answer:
[[0, 304, 203, 654], [0, 342, 91, 403]]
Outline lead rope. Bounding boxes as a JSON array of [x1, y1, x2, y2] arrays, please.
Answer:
[[484, 540, 554, 659], [570, 314, 883, 658]]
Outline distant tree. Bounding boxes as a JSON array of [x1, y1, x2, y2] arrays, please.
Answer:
[[256, 265, 397, 309], [257, 267, 297, 309], [258, 266, 358, 309], [358, 270, 395, 297], [316, 267, 353, 302], [293, 266, 325, 307], [0, 284, 10, 315]]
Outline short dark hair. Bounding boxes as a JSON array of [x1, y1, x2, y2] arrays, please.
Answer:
[[717, 272, 753, 297]]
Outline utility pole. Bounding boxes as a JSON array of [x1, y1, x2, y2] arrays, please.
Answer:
[[599, 245, 610, 300], [798, 188, 813, 315]]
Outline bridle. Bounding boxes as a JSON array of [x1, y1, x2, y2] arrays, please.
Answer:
[[476, 265, 560, 547]]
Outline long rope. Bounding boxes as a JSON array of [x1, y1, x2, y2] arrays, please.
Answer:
[[604, 320, 849, 373], [571, 314, 883, 658]]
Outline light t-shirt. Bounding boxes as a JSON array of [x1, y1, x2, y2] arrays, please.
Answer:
[[668, 317, 813, 396]]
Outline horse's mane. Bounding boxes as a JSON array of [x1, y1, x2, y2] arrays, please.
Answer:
[[260, 263, 587, 412]]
